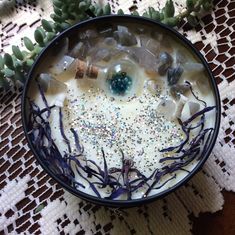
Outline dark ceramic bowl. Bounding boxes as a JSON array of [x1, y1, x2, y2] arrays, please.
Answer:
[[22, 15, 221, 208]]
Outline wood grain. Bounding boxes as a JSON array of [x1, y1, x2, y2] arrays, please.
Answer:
[[192, 191, 235, 235]]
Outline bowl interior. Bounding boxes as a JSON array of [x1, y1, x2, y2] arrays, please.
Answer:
[[22, 15, 221, 207]]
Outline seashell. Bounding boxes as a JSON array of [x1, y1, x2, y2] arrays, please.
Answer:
[[158, 52, 173, 76], [167, 66, 184, 86], [156, 99, 176, 120], [170, 83, 190, 99], [180, 101, 200, 122]]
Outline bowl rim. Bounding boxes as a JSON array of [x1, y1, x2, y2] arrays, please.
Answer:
[[21, 15, 221, 208]]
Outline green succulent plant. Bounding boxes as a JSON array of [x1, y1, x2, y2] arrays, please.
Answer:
[[0, 0, 213, 91]]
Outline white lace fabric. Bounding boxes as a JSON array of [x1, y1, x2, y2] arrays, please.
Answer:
[[0, 0, 235, 234]]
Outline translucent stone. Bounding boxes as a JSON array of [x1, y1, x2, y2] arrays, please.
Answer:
[[114, 27, 137, 46], [140, 36, 160, 55], [167, 66, 184, 86], [156, 99, 176, 120], [129, 47, 158, 71], [170, 83, 190, 99], [98, 26, 114, 37], [79, 29, 98, 40], [158, 52, 173, 76], [49, 55, 75, 75], [103, 37, 117, 47], [175, 50, 204, 73], [145, 39, 160, 55], [139, 35, 150, 47], [117, 25, 129, 33], [90, 48, 111, 63], [38, 73, 67, 94], [69, 42, 87, 59], [176, 51, 187, 65], [183, 62, 204, 72], [146, 80, 159, 95]]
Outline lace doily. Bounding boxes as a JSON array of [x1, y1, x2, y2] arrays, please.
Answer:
[[0, 0, 235, 234]]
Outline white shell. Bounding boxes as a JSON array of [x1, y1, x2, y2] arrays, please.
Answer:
[[174, 94, 188, 118], [156, 99, 176, 120], [181, 101, 200, 122]]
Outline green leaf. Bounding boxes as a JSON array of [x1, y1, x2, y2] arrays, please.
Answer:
[[14, 60, 23, 70], [160, 12, 165, 20], [53, 0, 63, 8], [34, 204, 45, 213], [96, 8, 104, 16], [142, 12, 150, 18], [0, 55, 4, 69], [34, 45, 43, 54], [61, 5, 69, 13], [45, 32, 56, 42], [4, 53, 14, 70], [3, 68, 15, 78], [12, 46, 24, 60], [162, 17, 179, 27], [131, 11, 139, 16], [117, 9, 124, 15], [0, 76, 10, 90], [60, 22, 71, 30], [186, 0, 194, 10], [164, 0, 175, 18], [187, 14, 199, 27], [151, 10, 161, 21], [26, 59, 34, 68], [86, 0, 91, 7], [51, 13, 63, 23], [61, 13, 69, 21], [79, 2, 87, 11], [103, 3, 111, 15], [23, 37, 34, 51], [53, 6, 62, 16], [54, 22, 65, 32], [34, 29, 45, 46], [42, 19, 54, 32], [89, 5, 96, 13], [68, 3, 76, 12], [37, 27, 46, 37], [15, 70, 25, 83], [203, 2, 213, 11]]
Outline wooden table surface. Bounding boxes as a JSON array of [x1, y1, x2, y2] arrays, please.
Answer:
[[192, 191, 235, 235]]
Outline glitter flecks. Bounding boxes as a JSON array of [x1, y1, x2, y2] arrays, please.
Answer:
[[58, 76, 184, 174]]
